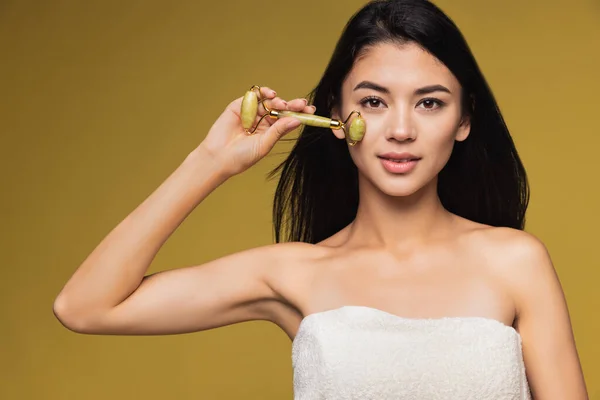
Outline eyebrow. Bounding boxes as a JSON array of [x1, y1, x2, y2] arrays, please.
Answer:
[[352, 81, 452, 95]]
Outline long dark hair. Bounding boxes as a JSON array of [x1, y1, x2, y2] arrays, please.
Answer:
[[268, 0, 529, 244]]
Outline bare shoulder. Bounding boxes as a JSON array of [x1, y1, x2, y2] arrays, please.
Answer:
[[461, 224, 557, 315], [466, 225, 550, 263], [241, 240, 320, 297], [263, 240, 328, 279], [460, 224, 587, 397], [466, 225, 551, 270]]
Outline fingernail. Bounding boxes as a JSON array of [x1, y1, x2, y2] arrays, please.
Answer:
[[310, 105, 316, 112]]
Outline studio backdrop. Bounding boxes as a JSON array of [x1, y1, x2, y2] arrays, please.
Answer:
[[1, 0, 598, 398]]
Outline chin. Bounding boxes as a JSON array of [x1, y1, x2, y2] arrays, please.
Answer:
[[370, 176, 426, 198], [380, 183, 423, 198]]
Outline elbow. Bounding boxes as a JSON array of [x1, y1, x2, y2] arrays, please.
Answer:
[[52, 295, 99, 334]]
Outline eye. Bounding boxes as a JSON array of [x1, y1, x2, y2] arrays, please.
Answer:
[[417, 98, 445, 111], [359, 96, 386, 109]]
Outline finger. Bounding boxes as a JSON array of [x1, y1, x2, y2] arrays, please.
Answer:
[[226, 96, 244, 114], [254, 96, 289, 129], [304, 105, 317, 114], [259, 86, 277, 100], [257, 86, 285, 113], [258, 96, 287, 115], [285, 98, 309, 112], [265, 117, 302, 146]]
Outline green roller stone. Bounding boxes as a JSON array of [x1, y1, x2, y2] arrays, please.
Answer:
[[348, 115, 366, 141], [241, 90, 258, 130], [277, 110, 332, 128]]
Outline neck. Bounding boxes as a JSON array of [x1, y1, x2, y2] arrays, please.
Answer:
[[346, 175, 453, 251]]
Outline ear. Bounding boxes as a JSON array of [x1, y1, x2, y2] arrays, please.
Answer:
[[456, 95, 474, 142], [330, 107, 346, 140], [455, 114, 471, 142]]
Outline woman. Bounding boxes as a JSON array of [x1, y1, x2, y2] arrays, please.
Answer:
[[53, 0, 588, 398]]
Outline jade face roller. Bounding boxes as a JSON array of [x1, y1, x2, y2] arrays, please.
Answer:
[[240, 85, 366, 146]]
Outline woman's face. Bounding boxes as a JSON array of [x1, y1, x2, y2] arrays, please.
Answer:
[[332, 41, 470, 197]]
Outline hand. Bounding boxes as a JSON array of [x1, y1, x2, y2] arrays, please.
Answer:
[[197, 86, 316, 177]]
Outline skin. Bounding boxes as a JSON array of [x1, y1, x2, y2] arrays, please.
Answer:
[[54, 42, 588, 399]]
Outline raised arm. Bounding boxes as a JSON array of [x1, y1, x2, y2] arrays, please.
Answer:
[[53, 88, 313, 335]]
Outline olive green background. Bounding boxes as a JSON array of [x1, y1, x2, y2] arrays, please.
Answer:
[[1, 0, 598, 398]]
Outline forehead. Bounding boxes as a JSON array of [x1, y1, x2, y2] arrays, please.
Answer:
[[344, 42, 459, 93]]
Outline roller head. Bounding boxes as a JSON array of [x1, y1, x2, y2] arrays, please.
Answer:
[[241, 90, 258, 130], [348, 114, 366, 142]]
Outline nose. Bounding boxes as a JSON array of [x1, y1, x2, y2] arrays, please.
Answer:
[[384, 106, 416, 142]]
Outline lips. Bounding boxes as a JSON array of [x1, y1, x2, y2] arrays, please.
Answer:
[[379, 157, 418, 162], [377, 152, 421, 162], [378, 152, 421, 174]]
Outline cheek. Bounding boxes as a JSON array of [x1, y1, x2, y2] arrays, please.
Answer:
[[424, 121, 460, 166], [352, 114, 386, 144]]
